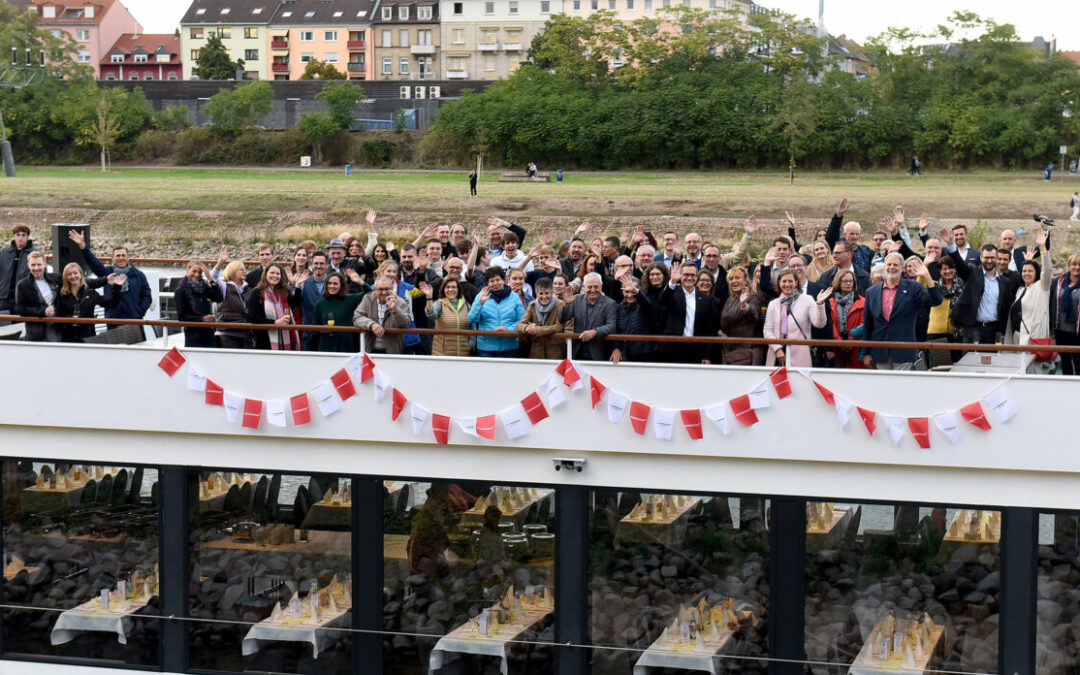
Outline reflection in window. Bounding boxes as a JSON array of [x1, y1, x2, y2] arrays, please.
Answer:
[[1037, 512, 1080, 673], [805, 502, 1000, 674], [2, 460, 161, 666], [589, 490, 770, 674], [385, 481, 555, 674], [187, 470, 352, 673]]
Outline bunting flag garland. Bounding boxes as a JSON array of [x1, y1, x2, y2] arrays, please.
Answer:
[[908, 417, 931, 449], [290, 393, 312, 425], [242, 399, 263, 430], [391, 389, 408, 422], [769, 367, 792, 398], [681, 409, 704, 440], [157, 347, 186, 376], [162, 347, 1021, 449], [629, 401, 651, 435], [959, 401, 991, 431]]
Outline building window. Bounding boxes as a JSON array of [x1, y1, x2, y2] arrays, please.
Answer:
[[645, 0, 653, 8], [506, 29, 522, 44], [482, 29, 496, 44], [218, 27, 231, 38], [381, 29, 392, 47], [252, 6, 263, 14], [195, 7, 205, 14], [484, 53, 494, 71], [244, 49, 258, 60], [305, 10, 315, 17], [453, 2, 463, 14], [399, 57, 409, 74], [508, 56, 520, 71], [244, 27, 258, 39], [157, 53, 170, 62], [399, 29, 409, 46], [627, 0, 634, 8], [105, 73, 115, 80], [280, 10, 291, 17], [190, 49, 200, 60], [381, 6, 392, 20], [609, 0, 616, 8], [129, 72, 139, 80], [220, 7, 230, 14], [572, 0, 580, 9], [541, 0, 550, 12], [509, 1, 518, 14], [167, 72, 178, 80], [300, 30, 314, 42], [300, 52, 314, 63], [382, 57, 392, 74], [190, 27, 204, 39], [484, 1, 494, 13], [110, 54, 124, 63], [76, 49, 90, 63], [449, 55, 466, 71], [323, 52, 338, 63], [398, 5, 409, 19], [324, 30, 337, 41], [134, 54, 147, 63], [143, 72, 153, 80], [452, 28, 463, 43], [417, 29, 432, 45], [418, 5, 432, 19], [76, 29, 90, 42]]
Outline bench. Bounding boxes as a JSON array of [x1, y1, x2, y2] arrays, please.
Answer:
[[498, 173, 551, 183]]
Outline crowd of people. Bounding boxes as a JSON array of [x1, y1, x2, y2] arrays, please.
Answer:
[[1, 201, 1078, 374]]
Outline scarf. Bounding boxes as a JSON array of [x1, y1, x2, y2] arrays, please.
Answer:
[[534, 296, 556, 325], [940, 276, 964, 302], [263, 290, 299, 350], [835, 291, 855, 333], [490, 286, 511, 303], [112, 263, 132, 293], [180, 278, 206, 317], [778, 292, 800, 339]]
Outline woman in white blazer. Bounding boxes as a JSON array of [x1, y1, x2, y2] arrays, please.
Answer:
[[1005, 228, 1051, 346], [764, 269, 830, 367]]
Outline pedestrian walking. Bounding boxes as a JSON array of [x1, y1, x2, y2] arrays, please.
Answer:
[[1045, 162, 1054, 181], [469, 169, 478, 197], [1071, 191, 1079, 222], [908, 155, 921, 176]]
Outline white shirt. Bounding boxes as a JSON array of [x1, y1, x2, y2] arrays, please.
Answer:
[[35, 278, 54, 306], [682, 288, 696, 337], [491, 250, 533, 272]]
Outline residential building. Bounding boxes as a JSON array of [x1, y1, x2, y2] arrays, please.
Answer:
[[562, 0, 753, 21], [1060, 51, 1080, 70], [99, 32, 182, 81], [372, 0, 440, 81], [179, 0, 275, 80], [267, 0, 376, 81], [439, 0, 555, 80], [826, 36, 871, 80], [29, 0, 142, 78]]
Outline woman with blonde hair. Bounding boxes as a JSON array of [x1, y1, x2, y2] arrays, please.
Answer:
[[55, 262, 125, 342], [1053, 249, 1080, 374], [805, 240, 834, 283], [763, 269, 829, 367], [212, 247, 252, 349], [719, 266, 762, 365], [247, 262, 301, 350]]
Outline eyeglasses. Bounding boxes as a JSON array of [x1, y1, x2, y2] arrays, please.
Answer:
[[615, 263, 632, 268]]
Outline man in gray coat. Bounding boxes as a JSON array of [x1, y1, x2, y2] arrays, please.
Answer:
[[353, 277, 412, 354], [559, 272, 617, 361]]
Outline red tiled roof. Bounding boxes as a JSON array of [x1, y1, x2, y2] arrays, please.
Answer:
[[30, 0, 116, 23], [102, 33, 181, 65], [1060, 51, 1080, 69]]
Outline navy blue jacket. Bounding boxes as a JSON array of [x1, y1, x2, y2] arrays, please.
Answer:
[[83, 249, 152, 320], [862, 279, 943, 364]]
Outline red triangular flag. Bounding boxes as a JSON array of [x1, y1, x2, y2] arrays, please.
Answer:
[[242, 399, 263, 430], [391, 389, 408, 421], [769, 367, 792, 398], [959, 401, 992, 431], [157, 347, 186, 376], [813, 381, 835, 405], [290, 393, 311, 425], [857, 406, 877, 436], [629, 401, 651, 435], [360, 354, 375, 383], [432, 414, 451, 444], [680, 409, 703, 440], [205, 379, 224, 406], [556, 358, 581, 387], [590, 376, 606, 409], [521, 392, 549, 425], [908, 417, 930, 448], [730, 395, 758, 426], [330, 368, 356, 401], [476, 415, 496, 440]]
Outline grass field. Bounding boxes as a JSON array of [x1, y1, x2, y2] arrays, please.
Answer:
[[1, 167, 1078, 259]]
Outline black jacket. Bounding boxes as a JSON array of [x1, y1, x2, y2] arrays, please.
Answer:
[[660, 286, 716, 363], [55, 283, 123, 342], [246, 287, 302, 350], [14, 273, 61, 341], [0, 239, 38, 310], [176, 277, 224, 343], [948, 249, 1013, 328]]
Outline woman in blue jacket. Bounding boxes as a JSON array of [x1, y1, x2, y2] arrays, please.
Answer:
[[467, 267, 525, 358]]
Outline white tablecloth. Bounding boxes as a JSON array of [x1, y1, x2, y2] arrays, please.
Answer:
[[50, 597, 150, 646], [429, 606, 552, 675], [632, 615, 745, 675], [241, 606, 350, 659]]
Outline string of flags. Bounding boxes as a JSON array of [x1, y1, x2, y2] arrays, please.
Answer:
[[157, 346, 1018, 450]]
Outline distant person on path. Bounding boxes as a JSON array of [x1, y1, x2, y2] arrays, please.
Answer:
[[527, 162, 537, 178], [1071, 192, 1079, 221], [469, 169, 478, 197], [1045, 162, 1053, 181], [908, 155, 921, 176]]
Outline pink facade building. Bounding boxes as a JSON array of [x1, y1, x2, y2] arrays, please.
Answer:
[[29, 0, 143, 78], [99, 33, 182, 81]]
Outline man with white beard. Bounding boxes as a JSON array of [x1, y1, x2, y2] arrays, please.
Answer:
[[861, 252, 942, 370]]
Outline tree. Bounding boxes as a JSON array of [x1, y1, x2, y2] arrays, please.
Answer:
[[298, 111, 339, 162], [195, 34, 244, 80], [316, 81, 365, 128], [770, 76, 818, 183], [301, 59, 346, 80], [84, 98, 120, 172], [0, 0, 81, 77], [203, 80, 272, 135]]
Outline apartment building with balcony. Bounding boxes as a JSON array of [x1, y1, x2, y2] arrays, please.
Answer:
[[179, 0, 275, 80], [438, 0, 556, 80], [371, 0, 440, 81], [562, 0, 753, 20], [29, 0, 142, 78], [267, 0, 376, 81], [99, 32, 181, 81]]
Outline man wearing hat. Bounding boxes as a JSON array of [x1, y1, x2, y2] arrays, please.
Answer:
[[327, 238, 348, 273]]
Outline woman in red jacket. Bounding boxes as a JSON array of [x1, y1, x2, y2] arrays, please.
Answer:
[[828, 269, 866, 369]]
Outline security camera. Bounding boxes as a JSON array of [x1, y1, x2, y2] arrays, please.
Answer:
[[553, 457, 586, 472]]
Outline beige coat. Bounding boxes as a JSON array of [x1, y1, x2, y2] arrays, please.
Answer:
[[1005, 251, 1052, 345], [427, 298, 473, 356], [353, 292, 411, 353], [516, 299, 567, 360]]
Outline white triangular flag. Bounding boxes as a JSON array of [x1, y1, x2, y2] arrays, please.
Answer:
[[568, 361, 585, 392], [747, 379, 771, 409], [499, 405, 529, 440], [311, 382, 341, 417], [704, 403, 731, 435], [933, 410, 962, 444], [982, 384, 1017, 423], [881, 415, 905, 447], [223, 390, 242, 423], [454, 417, 480, 438], [542, 374, 567, 408], [373, 369, 391, 403], [186, 366, 206, 392], [266, 399, 287, 428], [607, 392, 628, 423], [835, 395, 853, 428], [345, 354, 363, 382], [653, 408, 676, 441], [410, 403, 430, 435]]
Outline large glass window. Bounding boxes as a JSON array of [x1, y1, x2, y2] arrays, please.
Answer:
[[384, 480, 555, 674], [187, 469, 352, 673], [589, 490, 770, 674], [2, 460, 161, 666], [805, 501, 1000, 674], [1037, 511, 1080, 673]]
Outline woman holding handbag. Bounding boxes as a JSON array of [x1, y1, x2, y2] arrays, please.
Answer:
[[1005, 229, 1054, 363]]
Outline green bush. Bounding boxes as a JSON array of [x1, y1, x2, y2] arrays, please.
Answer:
[[132, 129, 177, 163], [358, 138, 392, 166]]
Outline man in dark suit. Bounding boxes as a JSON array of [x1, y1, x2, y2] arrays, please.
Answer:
[[559, 272, 617, 361], [817, 241, 872, 296], [949, 224, 980, 266], [699, 244, 731, 308], [558, 237, 588, 279], [660, 261, 716, 364], [948, 243, 1013, 346], [999, 228, 1046, 272], [862, 253, 943, 370]]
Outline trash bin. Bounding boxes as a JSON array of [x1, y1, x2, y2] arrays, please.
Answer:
[[556, 169, 563, 182], [345, 163, 352, 177]]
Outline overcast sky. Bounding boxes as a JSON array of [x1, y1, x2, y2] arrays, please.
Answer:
[[124, 0, 1080, 51]]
